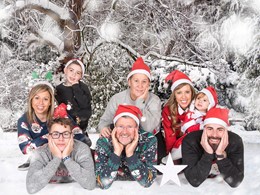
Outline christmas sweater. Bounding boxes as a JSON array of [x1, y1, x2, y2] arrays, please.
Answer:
[[17, 114, 48, 154], [26, 140, 95, 194], [95, 129, 157, 189], [55, 81, 92, 131], [17, 113, 89, 154], [97, 89, 161, 134], [182, 130, 244, 188]]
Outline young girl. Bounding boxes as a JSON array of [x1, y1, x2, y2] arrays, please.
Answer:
[[55, 59, 92, 133]]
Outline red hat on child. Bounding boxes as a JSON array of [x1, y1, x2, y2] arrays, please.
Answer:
[[200, 86, 218, 110], [113, 105, 143, 126], [127, 57, 151, 81], [165, 70, 193, 92], [65, 59, 85, 78], [203, 107, 230, 128]]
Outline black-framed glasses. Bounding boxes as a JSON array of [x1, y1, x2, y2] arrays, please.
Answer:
[[49, 131, 72, 139]]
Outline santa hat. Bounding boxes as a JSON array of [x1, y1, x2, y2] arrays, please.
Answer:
[[200, 86, 218, 110], [32, 80, 54, 93], [165, 70, 193, 92], [127, 57, 151, 81], [203, 107, 230, 128], [53, 103, 68, 119], [65, 58, 85, 78], [113, 105, 143, 126]]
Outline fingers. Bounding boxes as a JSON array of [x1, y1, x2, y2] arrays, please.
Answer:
[[137, 86, 149, 100], [68, 136, 74, 148], [100, 127, 111, 138], [216, 130, 229, 154], [201, 130, 213, 154], [133, 128, 139, 143], [200, 130, 207, 145], [111, 127, 117, 140], [111, 128, 123, 156], [63, 137, 74, 158]]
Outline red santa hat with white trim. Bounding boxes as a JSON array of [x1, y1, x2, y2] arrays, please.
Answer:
[[65, 58, 85, 78], [165, 70, 193, 92], [127, 57, 151, 81], [200, 86, 218, 110], [113, 105, 143, 126], [203, 107, 230, 128]]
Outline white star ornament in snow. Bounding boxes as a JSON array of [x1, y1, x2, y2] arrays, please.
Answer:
[[154, 154, 187, 186]]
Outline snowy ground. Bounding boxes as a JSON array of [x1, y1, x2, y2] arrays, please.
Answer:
[[1, 128, 260, 195]]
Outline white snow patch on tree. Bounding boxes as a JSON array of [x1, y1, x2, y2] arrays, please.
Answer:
[[86, 0, 102, 13], [250, 0, 260, 13], [221, 14, 256, 54], [100, 22, 121, 42], [177, 0, 195, 6]]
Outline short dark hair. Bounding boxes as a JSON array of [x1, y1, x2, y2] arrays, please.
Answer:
[[48, 118, 74, 132]]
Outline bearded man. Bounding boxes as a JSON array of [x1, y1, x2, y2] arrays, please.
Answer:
[[182, 107, 244, 188]]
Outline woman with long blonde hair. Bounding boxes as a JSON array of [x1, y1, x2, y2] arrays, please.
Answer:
[[17, 81, 55, 170]]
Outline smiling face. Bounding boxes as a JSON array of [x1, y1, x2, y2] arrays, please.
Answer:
[[174, 84, 193, 110], [128, 73, 150, 100], [205, 123, 226, 151], [49, 123, 72, 152], [64, 63, 82, 85], [31, 90, 51, 117], [115, 117, 138, 146], [195, 93, 210, 112]]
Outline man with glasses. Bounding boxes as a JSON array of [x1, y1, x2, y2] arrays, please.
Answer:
[[95, 105, 157, 189], [26, 118, 96, 194]]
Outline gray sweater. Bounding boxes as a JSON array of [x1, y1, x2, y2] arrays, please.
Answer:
[[26, 140, 96, 194], [97, 89, 161, 134]]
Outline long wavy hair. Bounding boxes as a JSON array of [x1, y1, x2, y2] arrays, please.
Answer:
[[26, 84, 55, 124], [166, 83, 196, 133]]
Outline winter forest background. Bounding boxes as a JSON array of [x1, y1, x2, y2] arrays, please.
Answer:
[[0, 0, 260, 133]]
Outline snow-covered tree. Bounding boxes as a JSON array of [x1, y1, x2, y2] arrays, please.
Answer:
[[0, 0, 260, 131]]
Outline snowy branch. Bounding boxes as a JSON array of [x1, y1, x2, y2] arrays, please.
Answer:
[[144, 51, 205, 67]]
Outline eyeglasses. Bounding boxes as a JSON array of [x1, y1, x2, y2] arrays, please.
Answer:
[[116, 126, 136, 131], [49, 131, 72, 139]]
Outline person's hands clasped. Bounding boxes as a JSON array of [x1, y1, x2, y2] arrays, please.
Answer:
[[125, 127, 139, 157], [111, 128, 124, 156]]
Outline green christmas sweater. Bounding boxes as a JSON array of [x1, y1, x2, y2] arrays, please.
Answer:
[[95, 129, 157, 189]]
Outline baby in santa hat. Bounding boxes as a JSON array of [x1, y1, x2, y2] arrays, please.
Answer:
[[173, 86, 219, 150]]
